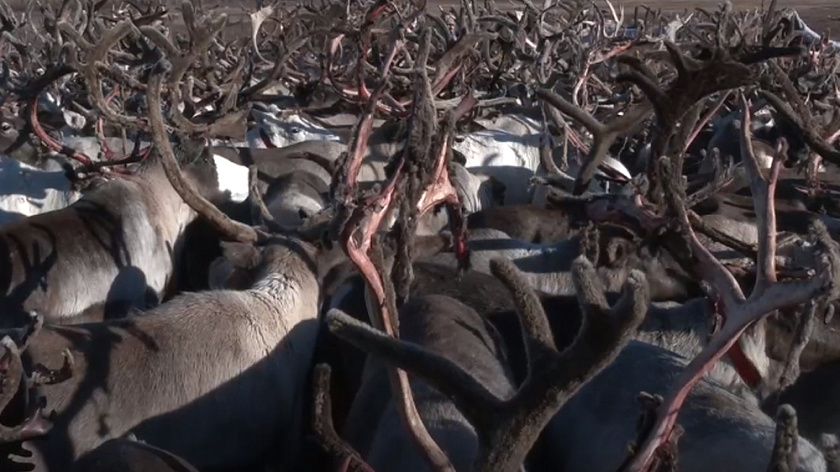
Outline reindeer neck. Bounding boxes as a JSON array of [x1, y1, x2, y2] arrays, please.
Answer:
[[247, 248, 322, 316], [130, 160, 201, 241], [638, 298, 768, 397]]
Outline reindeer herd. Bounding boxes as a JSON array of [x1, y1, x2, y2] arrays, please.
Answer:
[[0, 0, 839, 471]]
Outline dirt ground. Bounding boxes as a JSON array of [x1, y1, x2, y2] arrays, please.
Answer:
[[6, 0, 838, 40], [223, 0, 839, 38]]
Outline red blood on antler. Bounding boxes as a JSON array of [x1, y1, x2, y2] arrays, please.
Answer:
[[415, 93, 478, 264], [619, 95, 840, 472], [29, 96, 94, 167], [332, 24, 480, 472]]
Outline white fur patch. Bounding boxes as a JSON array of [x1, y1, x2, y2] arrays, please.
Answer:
[[250, 107, 342, 148], [212, 154, 250, 202], [0, 156, 80, 226], [62, 110, 87, 131], [267, 193, 324, 227], [453, 115, 543, 204]]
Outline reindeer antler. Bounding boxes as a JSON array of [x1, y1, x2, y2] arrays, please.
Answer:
[[139, 1, 249, 137], [0, 313, 73, 444], [311, 364, 376, 472], [327, 255, 647, 472], [331, 26, 459, 472], [145, 58, 267, 243], [619, 94, 840, 472]]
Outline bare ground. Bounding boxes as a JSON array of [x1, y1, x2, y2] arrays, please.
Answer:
[[221, 0, 840, 38], [8, 0, 837, 39]]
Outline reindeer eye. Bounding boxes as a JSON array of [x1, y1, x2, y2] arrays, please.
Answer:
[[289, 127, 301, 134], [1, 123, 12, 132]]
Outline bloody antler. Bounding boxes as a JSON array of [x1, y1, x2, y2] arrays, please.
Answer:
[[334, 27, 457, 472], [619, 94, 840, 472], [29, 95, 94, 166]]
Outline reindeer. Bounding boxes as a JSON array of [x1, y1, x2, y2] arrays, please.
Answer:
[[11, 233, 337, 470], [69, 438, 199, 472], [338, 293, 518, 471], [0, 138, 227, 326], [466, 202, 588, 244], [420, 224, 696, 301], [3, 25, 349, 469], [0, 156, 81, 226], [0, 1, 285, 326]]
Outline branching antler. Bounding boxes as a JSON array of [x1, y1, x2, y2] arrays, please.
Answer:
[[0, 313, 73, 444], [59, 19, 144, 130], [619, 94, 840, 472], [536, 88, 653, 194], [759, 61, 840, 168], [145, 59, 266, 243], [331, 26, 457, 472], [139, 1, 249, 137], [327, 255, 648, 472]]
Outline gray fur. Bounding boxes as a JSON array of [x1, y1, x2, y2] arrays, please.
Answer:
[[422, 228, 687, 300], [0, 155, 221, 326], [12, 237, 323, 470], [543, 341, 826, 472], [264, 170, 329, 227], [70, 438, 199, 472], [342, 294, 515, 472]]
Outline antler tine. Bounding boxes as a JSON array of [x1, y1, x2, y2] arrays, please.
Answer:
[[536, 88, 653, 195], [31, 348, 75, 386], [768, 404, 800, 472], [621, 100, 840, 472], [249, 4, 275, 64], [327, 257, 648, 472], [0, 336, 53, 443], [146, 59, 265, 244], [312, 364, 376, 472], [738, 92, 784, 295]]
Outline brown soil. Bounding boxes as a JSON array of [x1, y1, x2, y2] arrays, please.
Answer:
[[234, 0, 838, 38], [6, 0, 838, 41]]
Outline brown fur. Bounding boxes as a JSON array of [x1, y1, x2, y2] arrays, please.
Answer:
[[467, 203, 588, 243]]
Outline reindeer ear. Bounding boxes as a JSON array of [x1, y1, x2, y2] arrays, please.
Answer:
[[604, 238, 633, 268], [209, 242, 261, 290], [451, 148, 467, 165], [488, 175, 506, 205], [208, 257, 255, 290], [219, 242, 261, 270]]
